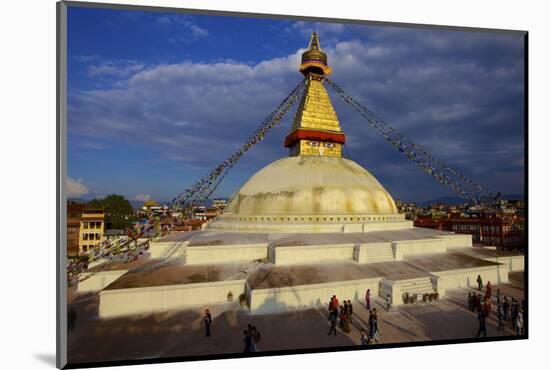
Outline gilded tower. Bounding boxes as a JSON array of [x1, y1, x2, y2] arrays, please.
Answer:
[[284, 32, 345, 158]]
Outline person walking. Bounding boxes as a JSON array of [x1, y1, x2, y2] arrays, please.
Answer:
[[251, 325, 261, 352], [503, 296, 510, 321], [360, 328, 369, 346], [485, 281, 492, 300], [386, 294, 391, 311], [497, 303, 504, 331], [328, 309, 337, 336], [477, 294, 483, 312], [369, 316, 380, 344], [365, 289, 371, 310], [204, 309, 212, 337], [333, 295, 340, 309], [243, 330, 252, 352], [514, 309, 523, 336], [476, 275, 483, 291], [476, 309, 487, 338], [511, 299, 518, 329], [484, 297, 492, 319], [67, 305, 77, 332]]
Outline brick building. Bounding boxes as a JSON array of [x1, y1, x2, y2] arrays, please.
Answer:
[[414, 214, 524, 250]]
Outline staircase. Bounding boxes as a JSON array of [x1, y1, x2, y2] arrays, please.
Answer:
[[399, 277, 435, 296], [364, 243, 395, 263]]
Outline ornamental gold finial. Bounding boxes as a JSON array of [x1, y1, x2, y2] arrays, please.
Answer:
[[300, 32, 332, 76]]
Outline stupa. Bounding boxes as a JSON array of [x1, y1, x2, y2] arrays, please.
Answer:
[[91, 33, 524, 318]]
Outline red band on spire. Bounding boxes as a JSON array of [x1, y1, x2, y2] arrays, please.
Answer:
[[284, 129, 346, 148]]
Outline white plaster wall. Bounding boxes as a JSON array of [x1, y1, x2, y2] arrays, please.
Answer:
[[363, 220, 413, 232], [185, 244, 267, 265], [148, 241, 188, 259], [77, 270, 128, 293], [432, 265, 510, 294], [508, 255, 525, 271], [99, 280, 246, 318], [249, 278, 380, 313], [437, 234, 473, 247], [393, 238, 447, 260], [273, 244, 355, 265]]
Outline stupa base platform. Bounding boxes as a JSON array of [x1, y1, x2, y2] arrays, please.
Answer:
[[98, 259, 255, 318], [94, 236, 522, 317], [150, 228, 473, 266]]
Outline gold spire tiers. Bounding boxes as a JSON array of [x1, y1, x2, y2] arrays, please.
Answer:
[[207, 32, 411, 233], [285, 32, 344, 157]]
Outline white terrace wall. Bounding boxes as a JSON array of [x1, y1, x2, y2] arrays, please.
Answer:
[[148, 240, 188, 259], [272, 243, 355, 265], [185, 244, 268, 265], [77, 270, 128, 293], [99, 279, 246, 318], [431, 264, 510, 294], [249, 278, 381, 314], [393, 239, 447, 260]]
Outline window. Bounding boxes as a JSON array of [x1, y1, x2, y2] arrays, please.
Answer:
[[83, 222, 89, 229], [83, 234, 89, 241]]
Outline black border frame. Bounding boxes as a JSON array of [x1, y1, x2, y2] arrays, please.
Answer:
[[56, 1, 529, 369]]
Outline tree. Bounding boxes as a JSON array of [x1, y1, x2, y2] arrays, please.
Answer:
[[87, 194, 136, 230]]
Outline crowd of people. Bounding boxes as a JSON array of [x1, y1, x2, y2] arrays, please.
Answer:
[[243, 324, 261, 352], [200, 278, 523, 353], [469, 275, 525, 337], [327, 295, 354, 335], [202, 309, 262, 353], [327, 295, 381, 345]]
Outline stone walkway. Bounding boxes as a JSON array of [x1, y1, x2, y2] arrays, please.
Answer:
[[66, 276, 524, 366]]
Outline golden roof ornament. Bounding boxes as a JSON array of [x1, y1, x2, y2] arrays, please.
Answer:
[[300, 32, 332, 76], [285, 32, 343, 157]]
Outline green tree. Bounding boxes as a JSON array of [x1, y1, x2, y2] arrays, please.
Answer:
[[87, 194, 136, 230]]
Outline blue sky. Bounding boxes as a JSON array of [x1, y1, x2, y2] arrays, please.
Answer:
[[67, 6, 525, 204]]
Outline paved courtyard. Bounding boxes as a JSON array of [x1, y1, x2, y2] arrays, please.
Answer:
[[67, 272, 525, 365]]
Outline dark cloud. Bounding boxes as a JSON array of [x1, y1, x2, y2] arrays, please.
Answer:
[[68, 24, 525, 202]]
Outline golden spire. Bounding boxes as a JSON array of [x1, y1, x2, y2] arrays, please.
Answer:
[[299, 32, 332, 76], [285, 32, 344, 157]]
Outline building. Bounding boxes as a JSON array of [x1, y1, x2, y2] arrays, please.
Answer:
[[212, 198, 227, 212], [414, 214, 524, 250], [79, 204, 105, 253], [67, 202, 106, 255], [67, 202, 84, 257], [97, 33, 524, 319], [103, 229, 125, 241]]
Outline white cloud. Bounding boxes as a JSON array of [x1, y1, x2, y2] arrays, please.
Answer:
[[134, 194, 151, 202], [155, 14, 209, 42], [68, 29, 524, 200], [88, 61, 145, 78], [67, 178, 89, 198]]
